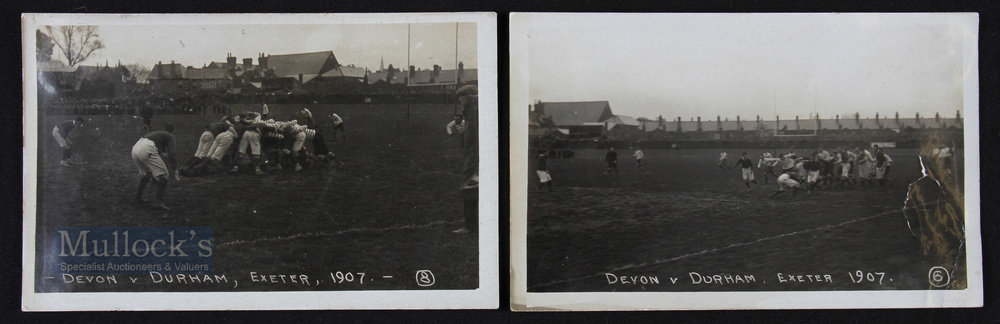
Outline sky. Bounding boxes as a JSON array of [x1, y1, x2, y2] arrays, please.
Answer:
[[526, 14, 970, 121], [41, 22, 477, 72]]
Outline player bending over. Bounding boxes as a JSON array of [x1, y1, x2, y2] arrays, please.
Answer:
[[52, 116, 85, 167], [768, 172, 802, 199], [131, 123, 179, 210]]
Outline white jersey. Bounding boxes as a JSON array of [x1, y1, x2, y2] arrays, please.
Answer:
[[633, 150, 644, 160]]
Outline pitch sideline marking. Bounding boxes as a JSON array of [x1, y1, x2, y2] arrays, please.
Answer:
[[218, 220, 461, 247], [529, 204, 932, 290]]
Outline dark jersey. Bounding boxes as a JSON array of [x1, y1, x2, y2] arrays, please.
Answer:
[[735, 157, 754, 169], [142, 131, 177, 169], [56, 120, 76, 138], [605, 151, 618, 162], [537, 155, 548, 171], [803, 160, 823, 172], [208, 122, 230, 136]]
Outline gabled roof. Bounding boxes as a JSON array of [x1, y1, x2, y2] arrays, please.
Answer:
[[541, 101, 615, 127], [322, 66, 366, 78], [37, 60, 75, 73], [149, 63, 187, 79], [266, 51, 340, 79], [602, 115, 640, 130]]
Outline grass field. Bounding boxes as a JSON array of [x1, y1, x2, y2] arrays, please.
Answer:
[[33, 103, 478, 292], [527, 148, 966, 292]]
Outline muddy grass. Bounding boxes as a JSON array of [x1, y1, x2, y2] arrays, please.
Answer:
[[527, 148, 965, 292], [33, 104, 478, 292]]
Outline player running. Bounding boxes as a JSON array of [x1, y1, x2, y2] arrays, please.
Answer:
[[131, 123, 179, 210], [758, 152, 780, 184], [803, 153, 824, 193], [732, 152, 759, 191], [329, 112, 346, 141], [52, 116, 85, 167], [633, 148, 644, 168], [718, 151, 730, 171]]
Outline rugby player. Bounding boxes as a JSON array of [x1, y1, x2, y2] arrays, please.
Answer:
[[604, 147, 618, 175], [768, 171, 802, 199], [633, 148, 644, 168], [875, 150, 893, 187], [732, 152, 759, 191], [536, 151, 554, 192], [453, 85, 479, 234], [718, 151, 730, 171], [52, 116, 85, 167], [803, 153, 824, 193], [856, 146, 875, 187], [329, 112, 346, 141], [131, 123, 179, 210], [758, 152, 780, 184]]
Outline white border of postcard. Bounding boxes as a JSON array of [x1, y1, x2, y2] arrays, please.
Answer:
[[509, 12, 982, 310], [22, 12, 498, 311]]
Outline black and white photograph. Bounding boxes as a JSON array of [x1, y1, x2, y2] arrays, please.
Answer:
[[22, 13, 498, 310], [510, 13, 981, 310]]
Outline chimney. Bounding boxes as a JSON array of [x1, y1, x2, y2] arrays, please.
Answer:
[[737, 115, 742, 131], [259, 53, 269, 70], [227, 53, 237, 69], [458, 61, 464, 83], [815, 114, 821, 130], [895, 112, 900, 124], [676, 117, 681, 132], [696, 117, 702, 132], [795, 115, 800, 130], [856, 113, 861, 129], [243, 58, 253, 69], [158, 61, 164, 78], [875, 112, 880, 129], [836, 115, 840, 129], [299, 73, 304, 84], [409, 65, 416, 78], [717, 115, 723, 132], [956, 110, 961, 120], [916, 112, 921, 128], [171, 60, 175, 64]]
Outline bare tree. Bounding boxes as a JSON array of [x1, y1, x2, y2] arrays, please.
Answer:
[[124, 63, 152, 84], [36, 29, 54, 62], [46, 25, 105, 67]]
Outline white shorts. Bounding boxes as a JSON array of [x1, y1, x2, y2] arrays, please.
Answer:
[[777, 174, 800, 191], [292, 132, 307, 152], [807, 170, 820, 183], [840, 163, 852, 177], [239, 130, 261, 155], [52, 127, 69, 148], [536, 170, 552, 183], [875, 166, 888, 179], [132, 138, 168, 178], [207, 131, 235, 161], [857, 162, 872, 179], [194, 131, 215, 158], [742, 168, 754, 181]]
